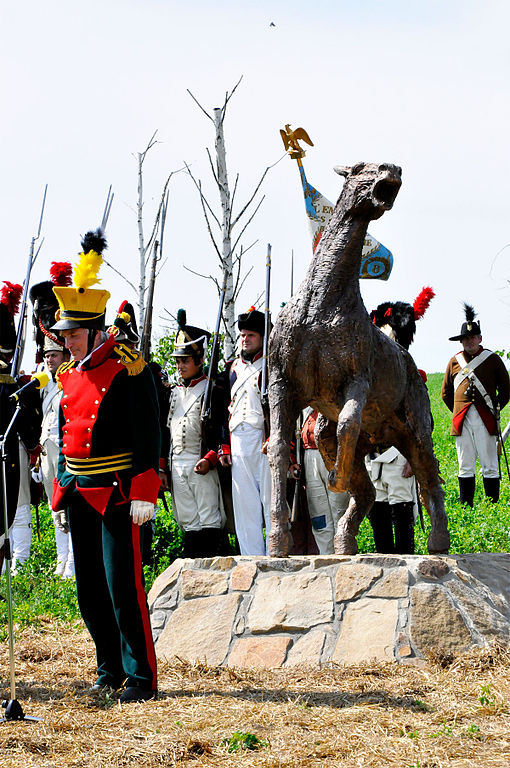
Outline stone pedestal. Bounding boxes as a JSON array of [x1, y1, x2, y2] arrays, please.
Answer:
[[148, 553, 510, 668]]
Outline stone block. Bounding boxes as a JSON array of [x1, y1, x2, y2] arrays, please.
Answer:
[[247, 572, 333, 632], [333, 597, 398, 663], [416, 557, 450, 580], [311, 556, 352, 569], [410, 584, 472, 656], [257, 557, 309, 572], [156, 592, 242, 666], [148, 558, 183, 607], [453, 554, 510, 619], [285, 632, 326, 667], [448, 580, 510, 642], [368, 568, 409, 598], [228, 636, 291, 668], [231, 562, 257, 591], [357, 555, 406, 568], [335, 563, 382, 602], [181, 569, 229, 598]]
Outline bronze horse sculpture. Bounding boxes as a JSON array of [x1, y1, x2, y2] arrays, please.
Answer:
[[267, 162, 450, 556]]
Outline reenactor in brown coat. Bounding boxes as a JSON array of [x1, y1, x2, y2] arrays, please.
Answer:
[[442, 304, 510, 505]]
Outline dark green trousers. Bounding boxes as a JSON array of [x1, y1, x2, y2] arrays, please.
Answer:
[[67, 488, 157, 690]]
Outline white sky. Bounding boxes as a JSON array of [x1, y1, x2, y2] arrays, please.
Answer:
[[2, 0, 510, 372]]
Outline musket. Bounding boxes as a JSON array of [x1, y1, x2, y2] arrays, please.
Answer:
[[11, 185, 48, 378], [101, 185, 114, 231], [141, 189, 168, 361], [290, 412, 303, 523], [200, 270, 227, 452], [261, 243, 272, 439]]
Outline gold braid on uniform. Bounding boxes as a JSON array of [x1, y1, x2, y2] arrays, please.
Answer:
[[55, 360, 76, 390], [114, 343, 146, 376]]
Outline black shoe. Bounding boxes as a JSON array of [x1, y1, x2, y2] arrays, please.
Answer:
[[458, 476, 475, 507], [483, 477, 500, 503], [119, 686, 157, 703]]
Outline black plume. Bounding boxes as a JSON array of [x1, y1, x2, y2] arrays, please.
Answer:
[[463, 302, 476, 323], [177, 308, 187, 328], [81, 228, 107, 255]]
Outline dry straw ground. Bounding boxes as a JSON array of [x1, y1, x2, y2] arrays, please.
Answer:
[[1, 621, 509, 767]]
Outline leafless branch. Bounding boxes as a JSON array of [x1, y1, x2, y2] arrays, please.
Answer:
[[229, 173, 240, 231], [140, 130, 159, 163], [231, 195, 265, 253], [234, 264, 254, 298], [187, 89, 214, 121], [231, 155, 285, 229], [183, 264, 220, 291], [155, 256, 168, 279], [103, 257, 138, 293], [206, 147, 220, 188], [184, 162, 221, 228], [220, 75, 243, 122]]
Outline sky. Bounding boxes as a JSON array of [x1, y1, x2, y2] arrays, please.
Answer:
[[2, 0, 510, 373]]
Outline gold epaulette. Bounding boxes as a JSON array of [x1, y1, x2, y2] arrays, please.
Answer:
[[55, 360, 76, 390], [114, 344, 146, 376], [0, 373, 15, 384]]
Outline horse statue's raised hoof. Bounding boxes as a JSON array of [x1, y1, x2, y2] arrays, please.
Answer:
[[334, 530, 358, 556]]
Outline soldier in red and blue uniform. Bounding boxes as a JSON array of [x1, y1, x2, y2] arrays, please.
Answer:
[[51, 230, 160, 703]]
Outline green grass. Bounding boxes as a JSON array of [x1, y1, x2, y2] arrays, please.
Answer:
[[1, 374, 509, 632]]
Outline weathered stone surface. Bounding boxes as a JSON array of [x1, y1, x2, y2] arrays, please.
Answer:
[[148, 558, 182, 607], [416, 557, 450, 580], [156, 593, 242, 666], [181, 569, 228, 599], [257, 557, 309, 572], [453, 554, 510, 619], [228, 636, 291, 668], [151, 610, 167, 631], [247, 572, 333, 632], [357, 555, 406, 568], [410, 585, 472, 655], [333, 598, 398, 663], [208, 556, 236, 571], [285, 632, 326, 667], [335, 563, 382, 602], [368, 568, 408, 598], [152, 589, 178, 612], [231, 562, 257, 591], [311, 556, 352, 569], [448, 580, 510, 642]]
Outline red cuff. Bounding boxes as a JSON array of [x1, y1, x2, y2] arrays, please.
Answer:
[[203, 450, 218, 467], [159, 457, 168, 471], [129, 468, 161, 504], [220, 444, 231, 456], [52, 479, 69, 512]]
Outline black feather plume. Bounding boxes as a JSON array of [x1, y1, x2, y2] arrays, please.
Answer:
[[81, 228, 107, 255], [463, 302, 476, 323], [177, 308, 187, 328]]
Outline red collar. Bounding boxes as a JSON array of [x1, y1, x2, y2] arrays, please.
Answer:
[[78, 335, 117, 371], [240, 349, 263, 365], [179, 373, 207, 388]]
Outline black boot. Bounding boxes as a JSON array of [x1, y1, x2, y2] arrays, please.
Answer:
[[183, 530, 203, 558], [483, 477, 500, 503], [368, 501, 395, 553], [391, 502, 415, 555], [458, 476, 475, 507]]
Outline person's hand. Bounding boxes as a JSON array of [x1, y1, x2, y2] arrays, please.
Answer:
[[219, 454, 232, 467], [52, 509, 69, 534], [402, 461, 413, 478], [159, 470, 169, 491], [289, 463, 301, 479], [194, 459, 210, 475], [130, 500, 155, 525]]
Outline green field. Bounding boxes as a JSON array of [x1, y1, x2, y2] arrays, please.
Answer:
[[1, 372, 509, 635]]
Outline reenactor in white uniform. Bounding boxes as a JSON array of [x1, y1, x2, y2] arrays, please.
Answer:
[[161, 311, 225, 557], [442, 304, 509, 505], [219, 308, 271, 556]]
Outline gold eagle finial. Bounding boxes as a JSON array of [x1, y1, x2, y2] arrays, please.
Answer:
[[280, 124, 314, 159]]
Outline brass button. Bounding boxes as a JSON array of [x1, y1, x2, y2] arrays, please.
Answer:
[[94, 400, 99, 404], [87, 428, 91, 432], [91, 415, 95, 419], [86, 443, 90, 448], [101, 387, 106, 392]]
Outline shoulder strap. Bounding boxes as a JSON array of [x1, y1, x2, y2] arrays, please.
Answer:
[[114, 344, 146, 376]]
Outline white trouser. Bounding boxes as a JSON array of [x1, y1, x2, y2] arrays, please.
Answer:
[[9, 444, 32, 571], [41, 439, 75, 577], [230, 424, 271, 555], [455, 406, 499, 478], [304, 448, 349, 554], [171, 458, 223, 532]]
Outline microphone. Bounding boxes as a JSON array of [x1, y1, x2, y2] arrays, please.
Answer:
[[10, 371, 49, 401]]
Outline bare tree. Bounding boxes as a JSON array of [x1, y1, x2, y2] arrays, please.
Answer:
[[185, 78, 283, 360]]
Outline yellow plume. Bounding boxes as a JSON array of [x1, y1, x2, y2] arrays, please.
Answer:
[[74, 250, 103, 290]]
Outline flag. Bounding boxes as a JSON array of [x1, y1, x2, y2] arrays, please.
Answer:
[[297, 161, 393, 280]]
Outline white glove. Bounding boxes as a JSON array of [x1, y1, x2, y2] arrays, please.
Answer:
[[31, 467, 42, 483], [52, 509, 69, 534], [130, 500, 155, 526]]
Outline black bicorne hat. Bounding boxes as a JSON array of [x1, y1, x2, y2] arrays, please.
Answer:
[[172, 309, 210, 358], [237, 306, 266, 336], [449, 303, 481, 341]]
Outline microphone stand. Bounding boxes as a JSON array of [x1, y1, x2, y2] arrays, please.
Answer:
[[1, 403, 41, 723]]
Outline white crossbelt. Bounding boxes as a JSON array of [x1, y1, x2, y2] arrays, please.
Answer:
[[454, 350, 495, 414]]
